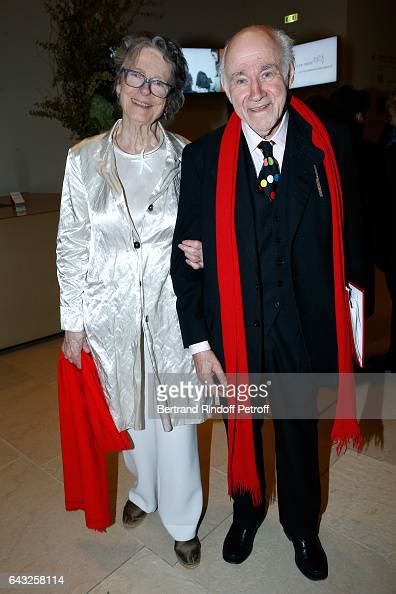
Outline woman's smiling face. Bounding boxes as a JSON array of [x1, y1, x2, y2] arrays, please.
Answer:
[[117, 46, 173, 126]]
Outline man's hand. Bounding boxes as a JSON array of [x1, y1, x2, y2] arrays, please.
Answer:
[[178, 239, 203, 269], [62, 330, 91, 369], [193, 350, 227, 386]]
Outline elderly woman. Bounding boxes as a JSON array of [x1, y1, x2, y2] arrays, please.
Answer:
[[56, 34, 205, 567]]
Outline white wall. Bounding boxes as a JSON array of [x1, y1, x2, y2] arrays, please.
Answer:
[[347, 0, 396, 89], [0, 0, 71, 196]]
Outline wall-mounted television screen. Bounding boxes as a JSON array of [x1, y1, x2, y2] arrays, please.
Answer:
[[182, 36, 337, 94], [182, 48, 222, 93], [290, 36, 337, 89]]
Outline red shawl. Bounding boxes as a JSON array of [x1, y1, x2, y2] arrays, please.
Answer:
[[58, 352, 131, 531], [215, 96, 363, 504]]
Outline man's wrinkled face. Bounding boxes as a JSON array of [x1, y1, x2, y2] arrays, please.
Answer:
[[223, 30, 294, 137]]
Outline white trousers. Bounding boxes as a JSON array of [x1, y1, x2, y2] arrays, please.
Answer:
[[123, 336, 202, 541]]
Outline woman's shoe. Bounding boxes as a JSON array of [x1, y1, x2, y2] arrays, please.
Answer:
[[174, 536, 201, 568], [122, 499, 147, 528]]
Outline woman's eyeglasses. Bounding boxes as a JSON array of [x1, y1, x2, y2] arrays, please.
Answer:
[[121, 68, 174, 99]]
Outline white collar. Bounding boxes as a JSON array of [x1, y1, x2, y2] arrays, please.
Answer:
[[242, 110, 289, 154]]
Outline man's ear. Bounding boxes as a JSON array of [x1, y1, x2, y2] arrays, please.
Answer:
[[220, 72, 231, 103], [287, 61, 295, 88], [222, 77, 231, 102]]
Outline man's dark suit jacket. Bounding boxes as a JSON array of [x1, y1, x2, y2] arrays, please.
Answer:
[[171, 104, 366, 374]]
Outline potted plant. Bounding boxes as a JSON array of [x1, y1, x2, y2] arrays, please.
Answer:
[[31, 0, 155, 138]]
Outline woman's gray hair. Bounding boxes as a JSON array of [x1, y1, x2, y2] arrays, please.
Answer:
[[220, 26, 295, 87], [114, 33, 188, 121]]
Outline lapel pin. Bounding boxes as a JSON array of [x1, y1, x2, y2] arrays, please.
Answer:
[[313, 164, 324, 198]]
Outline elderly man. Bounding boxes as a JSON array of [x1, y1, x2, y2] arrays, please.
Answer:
[[171, 26, 365, 580]]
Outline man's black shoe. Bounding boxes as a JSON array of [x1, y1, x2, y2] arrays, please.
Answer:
[[222, 517, 264, 564], [287, 534, 328, 580]]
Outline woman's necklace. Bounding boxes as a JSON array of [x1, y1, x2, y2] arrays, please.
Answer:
[[114, 129, 164, 174], [114, 127, 161, 155]]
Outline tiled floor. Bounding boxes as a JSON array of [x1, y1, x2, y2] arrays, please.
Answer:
[[0, 270, 395, 593]]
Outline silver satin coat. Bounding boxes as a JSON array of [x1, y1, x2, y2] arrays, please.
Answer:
[[57, 120, 206, 431]]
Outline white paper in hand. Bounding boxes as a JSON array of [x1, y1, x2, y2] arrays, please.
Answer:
[[347, 282, 364, 367]]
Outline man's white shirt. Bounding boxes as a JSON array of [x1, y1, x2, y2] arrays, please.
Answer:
[[241, 110, 289, 175]]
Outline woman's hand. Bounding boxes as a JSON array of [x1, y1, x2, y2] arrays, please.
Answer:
[[62, 330, 91, 369], [178, 239, 204, 270]]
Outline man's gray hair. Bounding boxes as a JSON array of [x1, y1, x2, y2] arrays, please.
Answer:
[[220, 26, 295, 87], [273, 28, 295, 79]]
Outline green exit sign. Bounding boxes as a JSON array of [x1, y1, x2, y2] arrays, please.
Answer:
[[284, 13, 298, 24]]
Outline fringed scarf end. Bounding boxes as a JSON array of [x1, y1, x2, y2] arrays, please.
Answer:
[[331, 419, 363, 455], [229, 481, 263, 507], [86, 521, 109, 532]]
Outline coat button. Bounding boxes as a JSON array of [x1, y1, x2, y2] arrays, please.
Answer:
[[277, 256, 285, 265], [148, 204, 154, 211], [253, 320, 261, 327], [134, 241, 141, 249], [145, 315, 149, 322], [274, 301, 280, 309]]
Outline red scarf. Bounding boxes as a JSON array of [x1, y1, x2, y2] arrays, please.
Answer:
[[58, 352, 131, 530], [215, 95, 363, 504]]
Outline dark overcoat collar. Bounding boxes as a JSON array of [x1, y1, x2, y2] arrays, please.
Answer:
[[279, 105, 325, 239]]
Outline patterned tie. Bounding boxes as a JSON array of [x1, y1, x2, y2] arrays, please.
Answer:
[[257, 140, 280, 201]]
